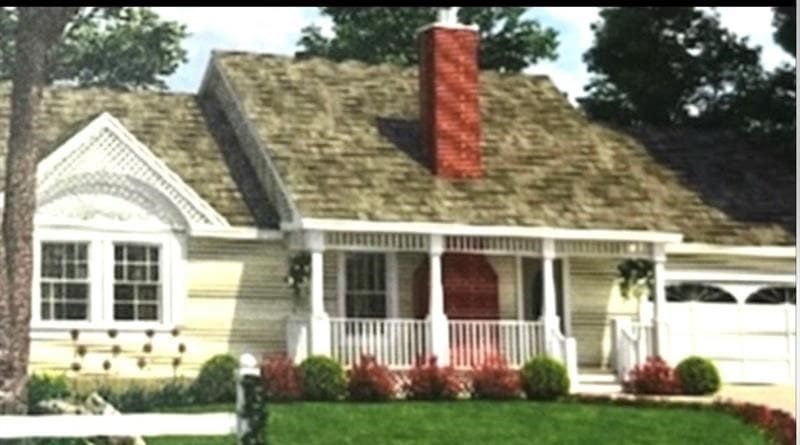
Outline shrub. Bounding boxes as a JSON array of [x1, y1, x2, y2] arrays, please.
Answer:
[[191, 354, 238, 404], [470, 355, 521, 400], [347, 355, 396, 402], [261, 354, 302, 402], [521, 356, 569, 401], [97, 382, 151, 412], [716, 400, 796, 445], [404, 356, 463, 401], [675, 356, 720, 395], [27, 373, 71, 414], [623, 355, 681, 395], [298, 356, 346, 401], [154, 378, 194, 407]]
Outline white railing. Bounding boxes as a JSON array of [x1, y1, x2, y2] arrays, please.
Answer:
[[612, 317, 654, 381], [547, 327, 579, 387], [0, 354, 259, 443], [330, 318, 430, 369], [448, 319, 545, 369]]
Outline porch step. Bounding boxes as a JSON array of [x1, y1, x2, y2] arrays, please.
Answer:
[[575, 368, 622, 394]]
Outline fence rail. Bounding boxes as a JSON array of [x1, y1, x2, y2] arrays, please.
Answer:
[[0, 353, 261, 442]]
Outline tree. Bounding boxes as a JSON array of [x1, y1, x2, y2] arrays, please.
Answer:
[[0, 7, 78, 415], [772, 6, 795, 56], [0, 7, 187, 89], [297, 7, 559, 72], [579, 7, 763, 127]]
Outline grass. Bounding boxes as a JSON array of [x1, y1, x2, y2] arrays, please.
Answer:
[[146, 400, 769, 445]]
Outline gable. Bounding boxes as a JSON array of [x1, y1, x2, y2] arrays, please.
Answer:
[[34, 113, 229, 231]]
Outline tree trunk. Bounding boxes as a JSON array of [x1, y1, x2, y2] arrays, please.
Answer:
[[0, 7, 78, 416]]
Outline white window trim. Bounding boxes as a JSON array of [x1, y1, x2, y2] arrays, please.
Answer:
[[32, 227, 186, 333]]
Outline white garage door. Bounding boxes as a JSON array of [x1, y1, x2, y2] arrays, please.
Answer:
[[658, 283, 796, 384]]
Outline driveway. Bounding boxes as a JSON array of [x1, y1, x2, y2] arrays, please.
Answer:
[[714, 384, 796, 416]]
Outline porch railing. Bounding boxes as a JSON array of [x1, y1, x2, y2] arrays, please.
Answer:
[[448, 319, 545, 369], [612, 317, 654, 381], [330, 317, 430, 369]]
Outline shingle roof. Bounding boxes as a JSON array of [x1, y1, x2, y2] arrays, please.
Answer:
[[212, 51, 794, 245], [0, 84, 277, 228]]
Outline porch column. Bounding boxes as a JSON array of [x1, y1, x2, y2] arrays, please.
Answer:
[[651, 243, 667, 357], [541, 238, 560, 356], [428, 234, 450, 365], [308, 231, 330, 356]]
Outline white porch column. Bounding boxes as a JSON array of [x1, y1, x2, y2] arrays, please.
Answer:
[[651, 243, 668, 358], [541, 238, 560, 356], [307, 231, 330, 356], [428, 234, 450, 365]]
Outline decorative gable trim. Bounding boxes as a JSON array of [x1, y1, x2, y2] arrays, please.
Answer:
[[34, 112, 229, 231]]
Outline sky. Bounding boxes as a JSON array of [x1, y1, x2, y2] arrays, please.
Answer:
[[153, 7, 793, 103]]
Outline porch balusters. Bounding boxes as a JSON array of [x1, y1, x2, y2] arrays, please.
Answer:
[[428, 234, 450, 365], [541, 239, 560, 356]]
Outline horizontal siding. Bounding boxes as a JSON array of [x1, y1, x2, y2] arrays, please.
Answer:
[[568, 257, 638, 367], [667, 254, 796, 275], [30, 237, 293, 378]]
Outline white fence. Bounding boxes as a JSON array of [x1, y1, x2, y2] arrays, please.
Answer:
[[330, 317, 430, 369], [613, 303, 796, 384], [448, 319, 545, 369], [612, 318, 654, 381], [0, 354, 260, 442]]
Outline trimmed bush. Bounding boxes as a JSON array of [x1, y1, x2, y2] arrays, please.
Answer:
[[404, 356, 463, 401], [261, 354, 302, 402], [521, 356, 569, 400], [27, 373, 71, 414], [347, 355, 396, 402], [191, 354, 238, 404], [623, 355, 681, 395], [470, 355, 522, 400], [298, 356, 346, 401], [675, 356, 720, 395], [716, 400, 796, 445]]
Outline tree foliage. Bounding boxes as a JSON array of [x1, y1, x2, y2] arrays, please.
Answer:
[[772, 6, 795, 56], [297, 7, 559, 73], [580, 7, 795, 160], [0, 7, 187, 89]]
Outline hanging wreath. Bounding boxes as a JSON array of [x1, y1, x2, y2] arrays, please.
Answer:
[[616, 258, 654, 300]]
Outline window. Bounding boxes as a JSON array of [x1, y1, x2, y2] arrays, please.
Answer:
[[345, 253, 386, 318], [34, 231, 182, 329], [745, 287, 796, 305], [666, 283, 737, 303], [40, 242, 89, 320], [113, 244, 161, 321]]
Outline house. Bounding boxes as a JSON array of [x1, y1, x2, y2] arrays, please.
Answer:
[[0, 15, 794, 385]]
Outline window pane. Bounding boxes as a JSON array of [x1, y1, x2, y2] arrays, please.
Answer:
[[114, 304, 134, 320], [150, 266, 159, 282], [127, 246, 146, 262], [128, 265, 146, 281], [41, 302, 51, 320], [65, 303, 87, 320], [65, 283, 87, 301], [115, 245, 124, 261], [139, 285, 157, 301], [138, 304, 158, 320], [115, 284, 134, 301], [114, 265, 124, 280]]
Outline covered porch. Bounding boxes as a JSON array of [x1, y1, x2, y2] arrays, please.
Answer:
[[284, 221, 680, 382]]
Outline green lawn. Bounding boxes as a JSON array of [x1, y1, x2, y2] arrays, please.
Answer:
[[147, 401, 769, 445]]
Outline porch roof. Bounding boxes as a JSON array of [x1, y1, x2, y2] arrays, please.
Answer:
[[213, 51, 794, 247]]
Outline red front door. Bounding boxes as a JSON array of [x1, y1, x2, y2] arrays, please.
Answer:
[[413, 253, 499, 320]]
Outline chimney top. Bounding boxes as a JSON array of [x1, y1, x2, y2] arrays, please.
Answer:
[[417, 7, 479, 34]]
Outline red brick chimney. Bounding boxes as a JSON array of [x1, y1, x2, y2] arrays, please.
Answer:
[[418, 9, 482, 179]]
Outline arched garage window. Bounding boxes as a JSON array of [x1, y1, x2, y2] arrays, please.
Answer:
[[745, 287, 796, 305], [666, 283, 737, 303]]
